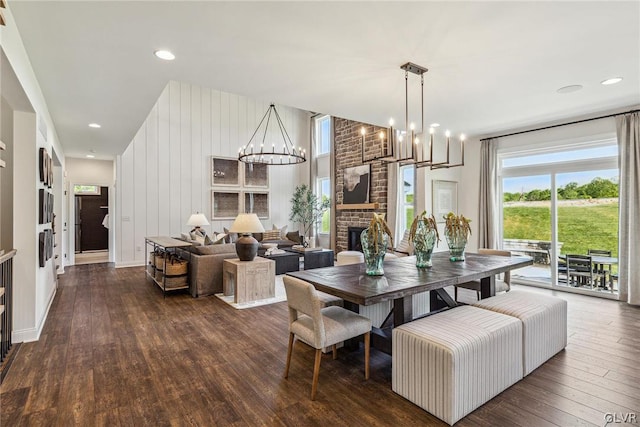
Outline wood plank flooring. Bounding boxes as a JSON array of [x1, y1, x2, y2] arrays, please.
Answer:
[[1, 263, 639, 426]]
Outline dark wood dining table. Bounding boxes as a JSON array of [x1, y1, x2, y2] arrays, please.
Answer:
[[287, 251, 533, 353]]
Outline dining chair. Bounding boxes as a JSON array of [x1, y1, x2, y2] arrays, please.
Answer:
[[454, 249, 511, 301], [283, 276, 371, 400], [566, 254, 602, 288]]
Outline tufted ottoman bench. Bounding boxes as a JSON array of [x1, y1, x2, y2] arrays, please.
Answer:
[[392, 305, 523, 425], [336, 251, 364, 266], [472, 289, 567, 375]]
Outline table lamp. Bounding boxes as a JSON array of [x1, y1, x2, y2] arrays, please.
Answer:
[[186, 212, 210, 233], [229, 213, 265, 261]]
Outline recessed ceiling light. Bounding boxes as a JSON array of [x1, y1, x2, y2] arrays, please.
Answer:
[[88, 123, 101, 128], [601, 77, 623, 85], [430, 123, 440, 128], [86, 154, 95, 158], [556, 85, 583, 94], [154, 50, 175, 60]]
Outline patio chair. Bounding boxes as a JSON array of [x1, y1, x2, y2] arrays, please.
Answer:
[[566, 254, 603, 289], [588, 249, 612, 288], [557, 254, 569, 283]]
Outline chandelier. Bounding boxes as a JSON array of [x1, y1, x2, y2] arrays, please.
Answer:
[[238, 104, 306, 165], [360, 62, 465, 169]]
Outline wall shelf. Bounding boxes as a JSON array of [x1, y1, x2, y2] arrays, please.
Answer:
[[336, 203, 379, 210]]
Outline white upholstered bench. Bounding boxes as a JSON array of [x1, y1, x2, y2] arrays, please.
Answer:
[[472, 289, 567, 376], [392, 306, 523, 425]]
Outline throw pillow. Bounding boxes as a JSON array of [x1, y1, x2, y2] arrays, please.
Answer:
[[286, 231, 302, 244], [272, 224, 288, 239], [253, 232, 263, 242], [223, 227, 238, 243], [262, 230, 281, 241], [205, 233, 226, 245]]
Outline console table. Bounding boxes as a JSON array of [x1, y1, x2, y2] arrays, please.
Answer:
[[145, 236, 192, 296], [223, 258, 275, 303]]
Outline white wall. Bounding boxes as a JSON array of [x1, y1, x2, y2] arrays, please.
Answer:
[[2, 5, 66, 342], [116, 81, 310, 267]]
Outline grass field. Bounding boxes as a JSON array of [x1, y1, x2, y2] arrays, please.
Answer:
[[504, 202, 619, 257]]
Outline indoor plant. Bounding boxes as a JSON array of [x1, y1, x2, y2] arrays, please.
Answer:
[[443, 212, 471, 261], [289, 184, 330, 247], [409, 211, 440, 268], [361, 213, 394, 275]]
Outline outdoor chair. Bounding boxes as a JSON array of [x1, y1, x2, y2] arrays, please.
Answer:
[[566, 254, 602, 289], [454, 249, 511, 301], [283, 276, 371, 400], [588, 249, 612, 288], [557, 254, 569, 283]]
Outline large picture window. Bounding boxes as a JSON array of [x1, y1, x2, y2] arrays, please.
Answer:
[[400, 166, 415, 232], [315, 115, 331, 155], [499, 140, 619, 295]]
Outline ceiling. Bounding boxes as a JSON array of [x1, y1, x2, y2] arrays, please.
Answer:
[[9, 1, 640, 160]]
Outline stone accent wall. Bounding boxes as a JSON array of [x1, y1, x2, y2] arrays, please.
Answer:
[[334, 117, 388, 252]]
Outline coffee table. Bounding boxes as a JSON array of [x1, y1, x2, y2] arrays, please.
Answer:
[[284, 248, 334, 270], [259, 252, 300, 275]]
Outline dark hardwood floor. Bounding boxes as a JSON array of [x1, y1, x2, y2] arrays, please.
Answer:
[[1, 264, 639, 426]]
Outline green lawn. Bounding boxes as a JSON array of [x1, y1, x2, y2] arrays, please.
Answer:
[[504, 203, 619, 257]]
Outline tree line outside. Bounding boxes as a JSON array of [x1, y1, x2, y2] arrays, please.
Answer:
[[504, 177, 618, 202]]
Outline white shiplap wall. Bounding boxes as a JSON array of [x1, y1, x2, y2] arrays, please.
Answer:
[[116, 81, 310, 266]]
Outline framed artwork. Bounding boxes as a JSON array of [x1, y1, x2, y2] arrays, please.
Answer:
[[211, 157, 240, 186], [342, 164, 371, 204], [244, 191, 269, 219], [432, 180, 458, 222], [211, 191, 240, 219], [244, 163, 269, 188]]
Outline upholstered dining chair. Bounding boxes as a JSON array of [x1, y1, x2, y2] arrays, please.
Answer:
[[283, 276, 371, 400], [454, 248, 512, 301]]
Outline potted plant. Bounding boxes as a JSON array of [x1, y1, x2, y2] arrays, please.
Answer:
[[289, 184, 331, 247], [443, 212, 471, 261], [361, 213, 394, 275], [409, 211, 440, 268]]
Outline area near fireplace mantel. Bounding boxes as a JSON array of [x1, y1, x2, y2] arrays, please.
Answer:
[[336, 203, 379, 210]]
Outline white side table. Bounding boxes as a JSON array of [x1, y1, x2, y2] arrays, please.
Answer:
[[223, 257, 275, 303]]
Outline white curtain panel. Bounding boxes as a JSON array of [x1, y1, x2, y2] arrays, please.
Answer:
[[386, 162, 400, 243], [478, 138, 500, 249], [616, 111, 640, 305]]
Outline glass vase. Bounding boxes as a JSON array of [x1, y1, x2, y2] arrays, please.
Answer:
[[361, 228, 389, 276], [445, 230, 468, 262], [413, 222, 437, 268]]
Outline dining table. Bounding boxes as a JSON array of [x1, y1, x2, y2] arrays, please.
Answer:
[[287, 251, 533, 354]]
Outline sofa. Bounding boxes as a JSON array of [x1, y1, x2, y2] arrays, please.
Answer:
[[183, 244, 238, 297]]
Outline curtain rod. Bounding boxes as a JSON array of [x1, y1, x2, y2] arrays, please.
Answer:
[[479, 108, 639, 142]]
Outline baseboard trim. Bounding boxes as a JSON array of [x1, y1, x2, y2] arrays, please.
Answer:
[[12, 327, 39, 343], [115, 261, 145, 268]]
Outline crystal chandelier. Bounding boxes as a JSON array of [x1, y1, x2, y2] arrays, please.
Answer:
[[361, 62, 465, 169], [238, 104, 306, 165]]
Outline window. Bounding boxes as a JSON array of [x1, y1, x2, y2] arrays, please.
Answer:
[[73, 185, 101, 195], [315, 115, 331, 155], [400, 166, 415, 232], [499, 139, 619, 294], [317, 178, 331, 234]]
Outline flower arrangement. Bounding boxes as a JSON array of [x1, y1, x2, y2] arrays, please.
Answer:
[[366, 212, 394, 249], [443, 212, 472, 240], [409, 211, 440, 243]]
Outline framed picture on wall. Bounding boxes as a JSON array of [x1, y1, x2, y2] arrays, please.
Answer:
[[343, 164, 370, 204], [211, 157, 240, 186], [211, 191, 240, 219], [244, 163, 269, 188], [432, 180, 458, 222], [244, 191, 269, 219]]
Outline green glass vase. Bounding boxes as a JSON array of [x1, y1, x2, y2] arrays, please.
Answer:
[[445, 229, 468, 262], [413, 222, 437, 268], [361, 228, 389, 276]]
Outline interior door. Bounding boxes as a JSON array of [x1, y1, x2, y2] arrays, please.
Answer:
[[75, 187, 109, 252]]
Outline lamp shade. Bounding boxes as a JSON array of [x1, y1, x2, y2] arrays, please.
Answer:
[[229, 213, 265, 234], [186, 213, 210, 227]]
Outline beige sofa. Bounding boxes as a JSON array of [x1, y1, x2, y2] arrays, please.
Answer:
[[186, 244, 238, 297]]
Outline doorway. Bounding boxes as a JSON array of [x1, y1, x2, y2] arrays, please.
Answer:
[[74, 185, 109, 264]]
